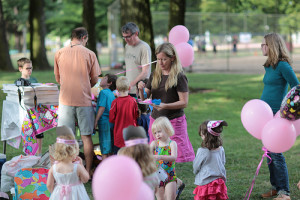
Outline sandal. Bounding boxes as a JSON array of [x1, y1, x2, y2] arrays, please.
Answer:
[[175, 182, 185, 200]]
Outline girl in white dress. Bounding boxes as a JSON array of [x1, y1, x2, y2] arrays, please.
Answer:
[[47, 130, 90, 200]]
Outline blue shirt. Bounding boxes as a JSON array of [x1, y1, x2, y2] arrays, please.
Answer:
[[96, 88, 115, 122], [261, 61, 299, 114], [137, 113, 150, 139]]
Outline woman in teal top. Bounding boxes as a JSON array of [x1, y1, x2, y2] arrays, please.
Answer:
[[260, 33, 299, 200]]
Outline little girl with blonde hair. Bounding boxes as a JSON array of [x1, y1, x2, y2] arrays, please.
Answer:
[[150, 117, 178, 200], [47, 126, 90, 200]]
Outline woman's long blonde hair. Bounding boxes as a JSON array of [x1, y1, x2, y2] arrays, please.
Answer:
[[152, 42, 183, 91], [263, 33, 292, 69]]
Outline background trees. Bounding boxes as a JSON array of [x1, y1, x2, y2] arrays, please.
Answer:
[[2, 0, 300, 71], [0, 0, 13, 71], [168, 0, 186, 31], [29, 0, 51, 70], [83, 0, 98, 57]]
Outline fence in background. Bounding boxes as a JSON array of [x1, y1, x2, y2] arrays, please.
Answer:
[[107, 6, 300, 73]]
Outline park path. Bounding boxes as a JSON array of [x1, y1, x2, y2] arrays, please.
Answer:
[[189, 53, 300, 74], [107, 54, 300, 75]]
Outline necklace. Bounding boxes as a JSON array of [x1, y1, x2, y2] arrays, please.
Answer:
[[70, 43, 81, 48]]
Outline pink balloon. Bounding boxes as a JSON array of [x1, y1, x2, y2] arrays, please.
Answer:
[[175, 42, 194, 67], [261, 118, 296, 153], [274, 111, 281, 118], [169, 25, 189, 45], [292, 119, 300, 136], [241, 99, 273, 140], [135, 182, 154, 200], [92, 155, 143, 200]]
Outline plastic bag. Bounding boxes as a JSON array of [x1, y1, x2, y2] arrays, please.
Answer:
[[156, 166, 168, 182], [1, 155, 40, 192]]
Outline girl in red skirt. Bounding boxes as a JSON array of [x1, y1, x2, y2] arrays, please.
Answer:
[[193, 120, 229, 200]]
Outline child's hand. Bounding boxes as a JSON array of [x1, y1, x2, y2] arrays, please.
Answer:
[[297, 181, 300, 190], [94, 122, 98, 130], [73, 156, 83, 165]]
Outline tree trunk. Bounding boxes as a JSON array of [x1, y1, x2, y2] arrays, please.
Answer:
[[83, 0, 98, 61], [15, 32, 22, 52], [168, 0, 186, 30], [29, 0, 51, 70], [120, 0, 155, 69], [0, 0, 14, 71]]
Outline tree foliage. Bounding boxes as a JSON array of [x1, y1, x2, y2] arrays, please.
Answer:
[[2, 0, 29, 51], [45, 0, 82, 39], [95, 0, 114, 44], [1, 0, 300, 72]]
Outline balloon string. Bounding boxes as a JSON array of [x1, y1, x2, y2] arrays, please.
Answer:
[[243, 146, 272, 200], [114, 60, 157, 76]]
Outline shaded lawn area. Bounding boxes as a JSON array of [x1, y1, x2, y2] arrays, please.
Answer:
[[0, 71, 300, 199]]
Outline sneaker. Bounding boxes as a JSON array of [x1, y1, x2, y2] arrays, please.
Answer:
[[273, 194, 291, 200], [175, 183, 185, 200], [261, 190, 278, 198]]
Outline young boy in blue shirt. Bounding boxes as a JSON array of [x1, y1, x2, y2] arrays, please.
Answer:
[[17, 57, 43, 156], [94, 74, 117, 160]]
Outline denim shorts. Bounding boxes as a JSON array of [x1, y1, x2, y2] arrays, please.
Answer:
[[58, 104, 95, 136]]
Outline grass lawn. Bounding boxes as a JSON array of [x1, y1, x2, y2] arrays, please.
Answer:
[[1, 70, 300, 199]]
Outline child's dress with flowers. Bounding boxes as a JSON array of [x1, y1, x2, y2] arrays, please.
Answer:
[[154, 140, 177, 186]]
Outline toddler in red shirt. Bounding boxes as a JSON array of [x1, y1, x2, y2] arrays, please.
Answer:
[[109, 76, 138, 154]]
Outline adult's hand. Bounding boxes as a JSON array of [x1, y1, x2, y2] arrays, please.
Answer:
[[137, 81, 145, 90], [152, 103, 166, 111]]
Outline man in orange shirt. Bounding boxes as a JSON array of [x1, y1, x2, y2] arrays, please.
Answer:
[[54, 27, 101, 177]]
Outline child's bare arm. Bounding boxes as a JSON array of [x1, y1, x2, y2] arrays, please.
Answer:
[[46, 167, 55, 193], [94, 106, 105, 129], [150, 141, 156, 153], [77, 164, 90, 183]]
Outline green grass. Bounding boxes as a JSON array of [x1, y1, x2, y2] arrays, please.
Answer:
[[1, 71, 300, 199]]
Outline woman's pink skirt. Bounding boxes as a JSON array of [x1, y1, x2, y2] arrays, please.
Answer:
[[149, 115, 195, 163], [193, 178, 228, 200]]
